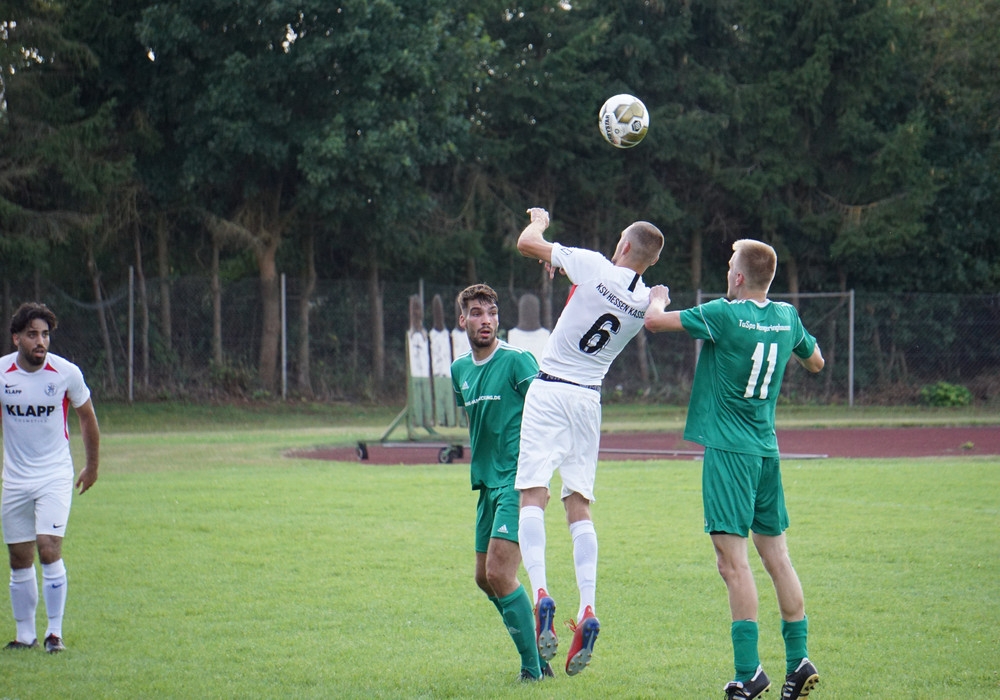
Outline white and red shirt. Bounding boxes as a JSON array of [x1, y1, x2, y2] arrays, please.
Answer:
[[539, 245, 651, 386], [0, 352, 91, 485]]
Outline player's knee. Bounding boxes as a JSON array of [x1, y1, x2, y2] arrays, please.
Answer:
[[485, 564, 514, 594], [475, 572, 493, 596], [36, 537, 63, 565]]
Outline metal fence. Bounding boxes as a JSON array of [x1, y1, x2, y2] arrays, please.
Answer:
[[7, 276, 1000, 407]]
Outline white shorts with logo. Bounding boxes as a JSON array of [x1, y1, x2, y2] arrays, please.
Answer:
[[515, 378, 602, 502], [1, 475, 74, 543]]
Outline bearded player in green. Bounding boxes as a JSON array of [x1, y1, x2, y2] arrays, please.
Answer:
[[644, 240, 825, 700], [451, 284, 551, 682]]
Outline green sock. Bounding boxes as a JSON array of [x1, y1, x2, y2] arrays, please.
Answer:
[[731, 620, 760, 682], [782, 616, 809, 674], [488, 596, 503, 616], [499, 584, 541, 677]]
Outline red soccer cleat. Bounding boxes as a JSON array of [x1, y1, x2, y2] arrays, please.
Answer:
[[565, 605, 600, 676], [534, 588, 558, 662]]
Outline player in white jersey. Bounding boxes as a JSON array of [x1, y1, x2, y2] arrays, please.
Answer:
[[514, 207, 665, 676], [1, 303, 100, 654]]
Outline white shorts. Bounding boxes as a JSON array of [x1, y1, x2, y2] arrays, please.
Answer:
[[1, 476, 74, 544], [516, 378, 602, 502]]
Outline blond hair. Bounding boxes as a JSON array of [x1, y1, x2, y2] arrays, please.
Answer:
[[623, 221, 665, 264], [732, 239, 777, 291]]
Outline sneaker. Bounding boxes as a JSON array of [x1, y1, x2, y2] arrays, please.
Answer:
[[565, 605, 600, 676], [44, 634, 65, 654], [534, 589, 557, 662], [781, 659, 819, 699], [3, 639, 38, 650], [724, 666, 771, 699], [541, 661, 555, 678]]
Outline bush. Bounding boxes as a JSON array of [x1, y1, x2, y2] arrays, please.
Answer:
[[919, 381, 973, 407]]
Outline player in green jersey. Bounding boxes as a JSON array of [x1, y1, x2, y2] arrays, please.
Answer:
[[450, 284, 550, 682], [644, 240, 825, 700]]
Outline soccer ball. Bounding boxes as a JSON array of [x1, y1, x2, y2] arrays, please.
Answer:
[[598, 94, 649, 149]]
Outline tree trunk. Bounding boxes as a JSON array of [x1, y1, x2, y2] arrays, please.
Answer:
[[86, 245, 118, 391], [297, 234, 316, 397], [635, 330, 650, 387], [211, 238, 223, 365], [541, 268, 554, 330], [256, 236, 281, 393], [3, 279, 10, 331], [133, 227, 150, 388], [156, 213, 172, 352], [786, 254, 801, 307], [369, 260, 385, 390], [690, 229, 703, 290]]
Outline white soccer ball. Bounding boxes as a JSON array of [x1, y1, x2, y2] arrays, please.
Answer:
[[598, 94, 649, 149]]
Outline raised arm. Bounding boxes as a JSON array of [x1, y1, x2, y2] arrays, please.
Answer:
[[517, 207, 555, 264], [643, 285, 685, 332]]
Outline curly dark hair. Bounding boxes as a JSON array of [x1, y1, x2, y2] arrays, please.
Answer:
[[456, 284, 499, 314], [10, 302, 58, 335]]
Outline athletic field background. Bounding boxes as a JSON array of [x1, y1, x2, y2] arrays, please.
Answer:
[[0, 402, 997, 698]]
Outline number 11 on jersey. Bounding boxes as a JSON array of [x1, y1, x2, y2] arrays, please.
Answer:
[[745, 342, 778, 399]]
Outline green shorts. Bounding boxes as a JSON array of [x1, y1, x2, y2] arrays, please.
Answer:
[[702, 447, 789, 537], [475, 484, 520, 553]]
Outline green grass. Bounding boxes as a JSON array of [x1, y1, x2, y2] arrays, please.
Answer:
[[1, 403, 998, 698]]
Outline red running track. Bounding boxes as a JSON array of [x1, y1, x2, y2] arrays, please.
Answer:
[[289, 425, 1000, 464]]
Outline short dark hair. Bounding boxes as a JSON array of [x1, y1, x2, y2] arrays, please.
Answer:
[[457, 284, 499, 314], [10, 302, 58, 335]]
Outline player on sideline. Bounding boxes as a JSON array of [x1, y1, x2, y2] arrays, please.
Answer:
[[1, 302, 100, 654], [514, 207, 665, 676], [450, 284, 551, 682], [644, 240, 824, 700]]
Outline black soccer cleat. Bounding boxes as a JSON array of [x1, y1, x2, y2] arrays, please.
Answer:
[[725, 666, 772, 699], [518, 668, 541, 683], [781, 658, 819, 699], [44, 634, 66, 653], [4, 639, 38, 650]]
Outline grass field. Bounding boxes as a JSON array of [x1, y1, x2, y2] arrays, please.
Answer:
[[1, 402, 999, 698]]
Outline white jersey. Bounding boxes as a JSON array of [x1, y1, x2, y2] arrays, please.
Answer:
[[428, 328, 453, 378], [451, 327, 471, 361], [407, 330, 431, 378], [507, 327, 550, 366], [540, 244, 650, 386], [0, 352, 91, 485]]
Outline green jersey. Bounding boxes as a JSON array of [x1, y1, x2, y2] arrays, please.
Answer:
[[451, 340, 539, 489], [680, 298, 817, 456]]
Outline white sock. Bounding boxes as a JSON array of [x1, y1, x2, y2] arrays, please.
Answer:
[[42, 560, 67, 639], [9, 566, 38, 644], [518, 506, 548, 600], [570, 520, 598, 621]]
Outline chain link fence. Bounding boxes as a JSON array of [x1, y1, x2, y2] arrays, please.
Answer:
[[5, 276, 999, 408]]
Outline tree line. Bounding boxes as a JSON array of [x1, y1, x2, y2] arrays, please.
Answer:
[[1, 0, 997, 396]]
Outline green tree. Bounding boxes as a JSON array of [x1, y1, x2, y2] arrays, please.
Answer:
[[139, 0, 489, 392], [902, 0, 1000, 293], [1, 0, 134, 389], [721, 0, 935, 293]]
